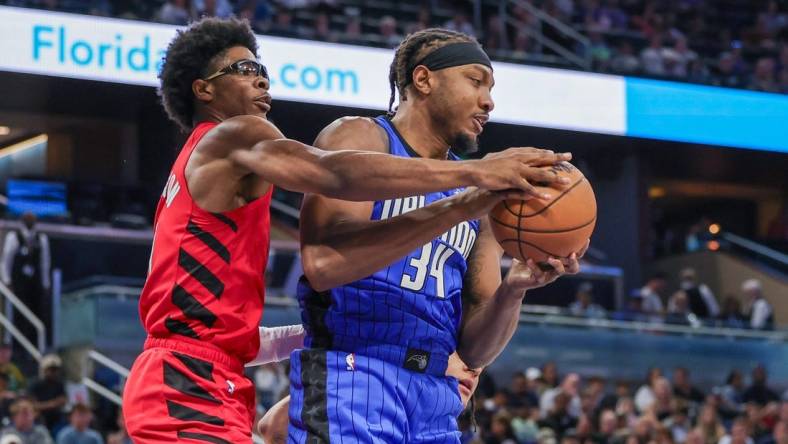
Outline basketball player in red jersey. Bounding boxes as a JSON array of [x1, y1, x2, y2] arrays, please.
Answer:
[[121, 18, 570, 443]]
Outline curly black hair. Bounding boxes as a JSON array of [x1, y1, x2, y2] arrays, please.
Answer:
[[158, 17, 258, 131], [388, 28, 477, 114]]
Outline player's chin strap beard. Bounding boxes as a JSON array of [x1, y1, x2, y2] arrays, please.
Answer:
[[403, 42, 493, 88]]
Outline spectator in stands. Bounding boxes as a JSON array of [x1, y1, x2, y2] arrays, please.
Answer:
[[569, 282, 606, 318], [268, 7, 300, 38], [673, 367, 705, 406], [611, 41, 641, 73], [666, 290, 699, 326], [444, 5, 476, 38], [539, 391, 579, 439], [542, 362, 560, 390], [640, 272, 667, 318], [1, 212, 52, 345], [716, 370, 746, 419], [483, 14, 509, 52], [192, 0, 234, 19], [0, 344, 25, 393], [614, 290, 648, 322], [665, 404, 692, 443], [672, 37, 698, 77], [105, 410, 130, 444], [719, 417, 755, 444], [693, 403, 726, 444], [510, 30, 534, 61], [378, 15, 401, 49], [311, 11, 335, 42], [650, 377, 675, 420], [678, 268, 719, 319], [342, 15, 365, 46], [541, 374, 582, 419], [1, 397, 53, 444], [155, 0, 190, 25], [631, 1, 659, 37], [662, 47, 686, 77], [743, 365, 779, 407], [744, 402, 773, 443], [641, 34, 666, 75], [750, 57, 780, 93], [238, 0, 272, 33], [510, 406, 540, 444], [55, 404, 103, 444], [508, 371, 540, 409], [0, 372, 17, 421], [686, 429, 706, 444], [758, 420, 787, 444], [632, 415, 658, 443], [595, 409, 619, 442], [635, 368, 662, 414], [29, 355, 66, 434], [405, 6, 432, 34], [719, 296, 747, 329], [616, 396, 640, 430], [713, 52, 748, 89], [488, 412, 518, 444], [741, 279, 774, 330], [688, 58, 712, 84], [588, 31, 612, 71]]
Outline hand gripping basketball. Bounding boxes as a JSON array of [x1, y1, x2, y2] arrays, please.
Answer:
[[489, 161, 596, 267]]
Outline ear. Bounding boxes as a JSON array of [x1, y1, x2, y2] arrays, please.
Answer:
[[411, 65, 434, 97], [192, 78, 214, 104]]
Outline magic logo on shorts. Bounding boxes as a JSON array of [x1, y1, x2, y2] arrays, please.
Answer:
[[404, 348, 430, 373]]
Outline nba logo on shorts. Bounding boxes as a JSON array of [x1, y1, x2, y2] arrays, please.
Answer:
[[345, 353, 355, 371]]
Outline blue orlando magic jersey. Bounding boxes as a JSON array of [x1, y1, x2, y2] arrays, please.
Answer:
[[297, 116, 480, 375]]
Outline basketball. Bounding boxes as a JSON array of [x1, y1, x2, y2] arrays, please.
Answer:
[[489, 161, 596, 266]]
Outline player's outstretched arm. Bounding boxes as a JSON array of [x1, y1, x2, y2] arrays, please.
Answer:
[[298, 116, 548, 291], [221, 116, 569, 201], [301, 186, 514, 291], [457, 221, 586, 368]]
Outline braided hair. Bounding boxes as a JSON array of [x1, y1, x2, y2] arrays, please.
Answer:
[[387, 28, 477, 114]]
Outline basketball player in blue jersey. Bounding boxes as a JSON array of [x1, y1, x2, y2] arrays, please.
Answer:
[[288, 28, 587, 443]]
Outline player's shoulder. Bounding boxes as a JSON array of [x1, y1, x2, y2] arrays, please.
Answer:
[[314, 116, 388, 153], [217, 115, 285, 142], [197, 115, 284, 158]]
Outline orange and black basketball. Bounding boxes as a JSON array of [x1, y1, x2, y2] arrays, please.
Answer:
[[489, 161, 596, 267]]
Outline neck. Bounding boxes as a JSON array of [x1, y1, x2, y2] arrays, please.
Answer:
[[390, 102, 451, 160], [192, 106, 226, 127]]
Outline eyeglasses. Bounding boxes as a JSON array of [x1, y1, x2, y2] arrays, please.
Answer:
[[203, 59, 269, 81]]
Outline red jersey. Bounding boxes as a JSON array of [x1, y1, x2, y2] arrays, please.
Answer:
[[139, 121, 272, 363]]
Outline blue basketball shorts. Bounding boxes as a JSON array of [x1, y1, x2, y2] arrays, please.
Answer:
[[287, 349, 463, 443]]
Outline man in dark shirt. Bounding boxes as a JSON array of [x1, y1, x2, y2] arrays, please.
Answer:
[[742, 365, 779, 406], [29, 355, 66, 433], [673, 367, 705, 406]]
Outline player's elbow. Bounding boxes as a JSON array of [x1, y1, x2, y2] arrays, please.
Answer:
[[257, 416, 284, 444], [456, 344, 491, 370], [301, 249, 338, 292]]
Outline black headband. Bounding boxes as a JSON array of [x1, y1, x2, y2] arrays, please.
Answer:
[[404, 42, 492, 87]]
